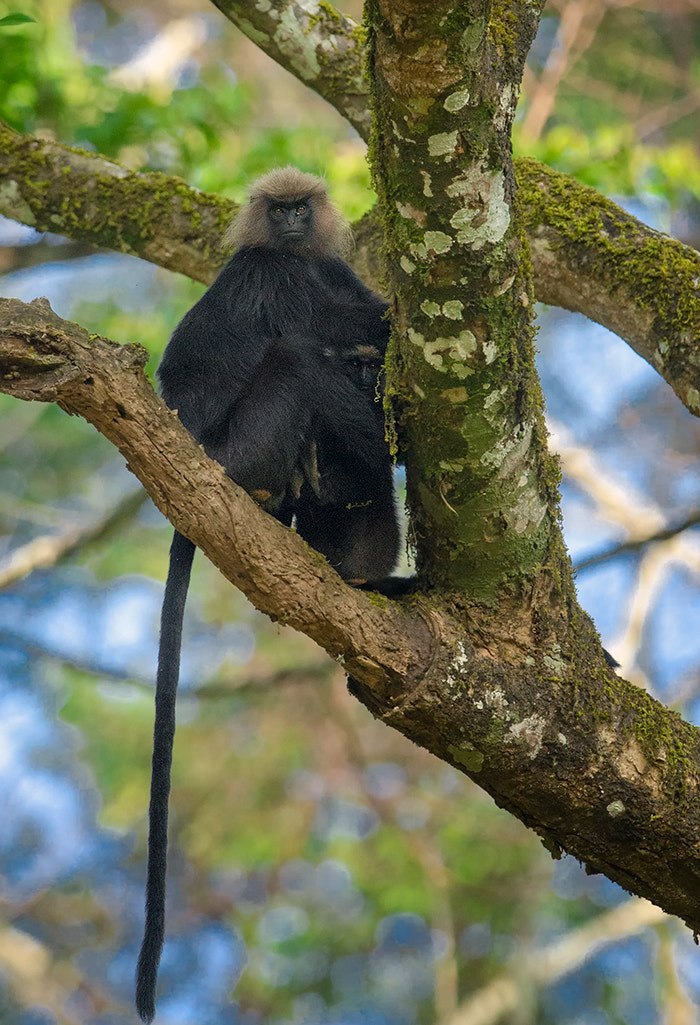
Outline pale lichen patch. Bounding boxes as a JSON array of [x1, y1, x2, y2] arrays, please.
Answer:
[[400, 255, 416, 275], [506, 489, 548, 534], [420, 171, 434, 197], [421, 299, 464, 320], [422, 336, 471, 377], [482, 338, 498, 363], [484, 386, 507, 409], [448, 163, 511, 250], [506, 714, 547, 759], [606, 800, 626, 818], [687, 387, 700, 411], [617, 738, 650, 782], [424, 230, 453, 254], [420, 330, 478, 376], [454, 641, 469, 669], [396, 201, 427, 225], [443, 300, 464, 320], [421, 300, 441, 319], [480, 423, 532, 473], [274, 5, 321, 79], [493, 274, 515, 297], [444, 85, 470, 112], [484, 688, 509, 716], [494, 83, 515, 130], [543, 646, 566, 676], [428, 130, 459, 159], [0, 181, 36, 226]]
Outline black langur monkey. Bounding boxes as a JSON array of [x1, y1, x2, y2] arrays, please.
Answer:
[[136, 167, 399, 1022]]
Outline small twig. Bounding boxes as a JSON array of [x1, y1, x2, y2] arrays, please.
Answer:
[[575, 510, 700, 571], [520, 0, 605, 143], [0, 489, 147, 590], [443, 898, 668, 1025]]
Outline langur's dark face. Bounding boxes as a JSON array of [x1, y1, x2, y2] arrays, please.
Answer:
[[267, 198, 313, 248], [340, 345, 384, 391]]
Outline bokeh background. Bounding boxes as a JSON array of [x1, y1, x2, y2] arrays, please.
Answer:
[[1, 1, 700, 1022]]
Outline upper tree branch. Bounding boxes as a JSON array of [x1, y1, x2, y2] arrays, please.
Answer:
[[209, 0, 371, 137], [2, 124, 696, 415], [518, 158, 700, 418], [0, 120, 231, 285]]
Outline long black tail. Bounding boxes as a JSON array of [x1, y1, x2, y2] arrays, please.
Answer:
[[136, 530, 196, 1023]]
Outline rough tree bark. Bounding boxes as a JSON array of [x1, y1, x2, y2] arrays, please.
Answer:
[[2, 0, 700, 935]]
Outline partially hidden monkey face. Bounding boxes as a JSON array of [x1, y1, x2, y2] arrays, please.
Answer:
[[344, 344, 383, 390], [322, 343, 384, 392]]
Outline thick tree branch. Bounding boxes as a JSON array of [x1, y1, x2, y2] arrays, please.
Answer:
[[0, 120, 231, 285], [3, 289, 700, 942]]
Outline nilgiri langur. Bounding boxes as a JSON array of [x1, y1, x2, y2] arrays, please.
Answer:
[[136, 167, 399, 1022]]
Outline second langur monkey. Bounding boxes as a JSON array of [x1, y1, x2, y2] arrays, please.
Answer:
[[136, 167, 400, 1022]]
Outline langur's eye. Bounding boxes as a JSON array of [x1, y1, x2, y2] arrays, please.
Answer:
[[296, 204, 307, 214]]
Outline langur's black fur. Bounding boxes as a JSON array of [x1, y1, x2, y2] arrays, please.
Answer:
[[136, 168, 399, 1022]]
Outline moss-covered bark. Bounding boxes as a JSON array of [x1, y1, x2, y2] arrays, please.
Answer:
[[0, 120, 232, 284], [517, 156, 700, 416]]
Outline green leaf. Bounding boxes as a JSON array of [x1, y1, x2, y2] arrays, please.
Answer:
[[0, 12, 36, 25]]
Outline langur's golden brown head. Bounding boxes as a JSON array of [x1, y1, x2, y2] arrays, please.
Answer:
[[224, 167, 354, 258]]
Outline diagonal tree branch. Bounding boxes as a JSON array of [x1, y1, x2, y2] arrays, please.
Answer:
[[518, 157, 700, 418], [0, 489, 147, 589], [3, 241, 700, 946], [445, 897, 668, 1025]]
